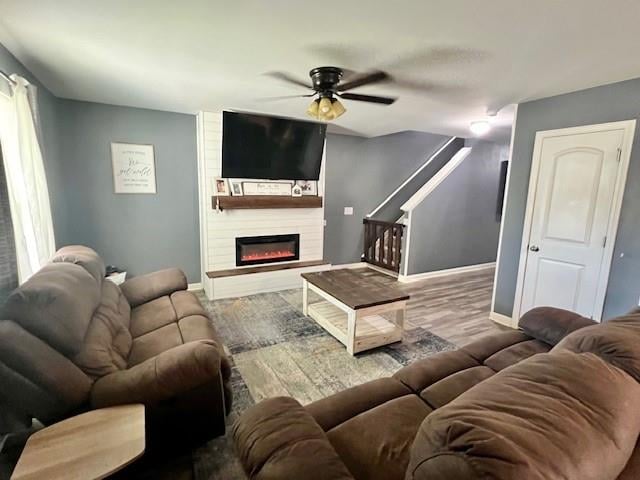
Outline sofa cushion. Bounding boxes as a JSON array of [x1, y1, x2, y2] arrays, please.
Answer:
[[407, 351, 640, 480], [420, 366, 494, 409], [327, 395, 432, 480], [73, 281, 132, 378], [0, 320, 92, 422], [483, 339, 549, 371], [51, 245, 106, 285], [618, 441, 640, 480], [128, 323, 183, 367], [553, 314, 640, 382], [130, 296, 177, 338], [3, 263, 101, 357], [91, 340, 222, 408], [306, 378, 412, 432], [120, 268, 187, 308], [171, 290, 207, 319], [393, 350, 479, 393], [460, 330, 531, 363]]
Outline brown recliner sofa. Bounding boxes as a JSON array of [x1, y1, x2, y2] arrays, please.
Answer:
[[0, 245, 231, 446], [234, 307, 640, 479]]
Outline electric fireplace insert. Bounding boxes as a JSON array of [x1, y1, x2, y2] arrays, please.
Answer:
[[235, 234, 300, 267]]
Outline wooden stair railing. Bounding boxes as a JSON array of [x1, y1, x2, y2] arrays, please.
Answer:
[[363, 219, 405, 272]]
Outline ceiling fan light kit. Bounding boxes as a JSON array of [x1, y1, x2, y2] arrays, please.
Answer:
[[307, 97, 346, 121], [268, 66, 396, 121]]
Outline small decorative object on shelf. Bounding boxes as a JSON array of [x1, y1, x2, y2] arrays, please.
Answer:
[[296, 180, 317, 196], [291, 184, 303, 197], [105, 265, 127, 285], [230, 179, 244, 196], [243, 181, 292, 196], [213, 177, 230, 196]]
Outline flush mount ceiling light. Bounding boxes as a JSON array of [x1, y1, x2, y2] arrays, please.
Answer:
[[470, 120, 491, 136]]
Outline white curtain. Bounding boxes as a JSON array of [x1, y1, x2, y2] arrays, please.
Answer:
[[0, 74, 55, 282]]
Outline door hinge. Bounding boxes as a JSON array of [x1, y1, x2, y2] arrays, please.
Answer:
[[602, 236, 607, 248], [616, 147, 622, 162]]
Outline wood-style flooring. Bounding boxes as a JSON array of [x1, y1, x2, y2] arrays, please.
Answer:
[[347, 266, 510, 346]]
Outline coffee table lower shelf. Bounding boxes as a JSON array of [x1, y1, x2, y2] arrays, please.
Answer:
[[302, 277, 407, 355]]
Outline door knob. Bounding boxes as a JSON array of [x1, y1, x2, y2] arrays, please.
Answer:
[[529, 245, 539, 252]]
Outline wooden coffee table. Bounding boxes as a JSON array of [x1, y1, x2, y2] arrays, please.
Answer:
[[11, 404, 145, 480], [302, 269, 409, 355]]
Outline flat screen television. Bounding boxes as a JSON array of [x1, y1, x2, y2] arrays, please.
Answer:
[[222, 111, 326, 180]]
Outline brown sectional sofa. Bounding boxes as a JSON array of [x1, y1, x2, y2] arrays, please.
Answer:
[[0, 245, 231, 446], [234, 307, 640, 479]]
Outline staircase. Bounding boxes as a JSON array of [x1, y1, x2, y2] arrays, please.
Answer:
[[362, 136, 468, 273]]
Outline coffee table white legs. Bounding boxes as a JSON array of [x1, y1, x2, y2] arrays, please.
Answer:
[[346, 310, 357, 355], [302, 279, 309, 316]]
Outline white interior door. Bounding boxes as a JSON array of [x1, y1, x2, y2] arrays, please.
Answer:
[[519, 126, 631, 319]]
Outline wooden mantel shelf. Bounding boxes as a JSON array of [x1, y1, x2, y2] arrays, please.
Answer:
[[207, 260, 328, 279], [213, 195, 323, 211]]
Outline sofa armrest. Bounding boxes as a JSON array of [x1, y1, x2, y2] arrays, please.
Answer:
[[120, 267, 187, 307], [518, 306, 596, 346], [233, 397, 354, 480], [90, 340, 221, 408]]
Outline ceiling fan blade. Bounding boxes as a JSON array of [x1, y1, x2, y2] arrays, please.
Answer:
[[264, 71, 312, 89], [257, 94, 316, 102], [339, 92, 396, 105], [337, 71, 390, 92]]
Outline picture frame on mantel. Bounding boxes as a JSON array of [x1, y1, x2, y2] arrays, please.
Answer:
[[111, 142, 156, 194], [296, 180, 317, 196], [229, 179, 244, 196], [213, 177, 230, 196], [243, 181, 292, 196]]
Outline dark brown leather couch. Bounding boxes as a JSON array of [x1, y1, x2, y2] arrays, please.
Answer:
[[0, 245, 231, 446], [234, 307, 640, 479]]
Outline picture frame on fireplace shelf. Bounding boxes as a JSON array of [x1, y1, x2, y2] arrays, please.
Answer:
[[229, 179, 244, 196], [243, 181, 292, 196], [213, 177, 230, 196], [295, 180, 317, 196]]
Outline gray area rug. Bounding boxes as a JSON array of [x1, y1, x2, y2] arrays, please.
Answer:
[[193, 289, 455, 479]]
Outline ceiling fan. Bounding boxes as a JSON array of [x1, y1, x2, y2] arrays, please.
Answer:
[[265, 66, 397, 121]]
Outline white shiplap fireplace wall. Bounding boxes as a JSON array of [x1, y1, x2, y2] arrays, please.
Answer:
[[197, 111, 328, 300]]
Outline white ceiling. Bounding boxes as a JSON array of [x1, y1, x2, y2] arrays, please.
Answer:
[[1, 1, 640, 140]]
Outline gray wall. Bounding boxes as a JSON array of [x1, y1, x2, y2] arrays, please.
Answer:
[[494, 77, 640, 320], [407, 140, 507, 275], [58, 100, 200, 282], [0, 42, 67, 244], [324, 131, 449, 265]]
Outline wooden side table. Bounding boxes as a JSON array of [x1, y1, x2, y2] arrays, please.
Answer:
[[11, 404, 145, 480]]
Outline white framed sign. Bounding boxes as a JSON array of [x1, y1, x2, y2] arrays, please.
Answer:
[[111, 142, 156, 194], [242, 182, 292, 196]]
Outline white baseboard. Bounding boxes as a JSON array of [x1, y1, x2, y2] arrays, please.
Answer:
[[188, 282, 203, 291], [489, 311, 517, 329], [364, 263, 398, 278], [331, 262, 366, 269], [397, 262, 496, 283]]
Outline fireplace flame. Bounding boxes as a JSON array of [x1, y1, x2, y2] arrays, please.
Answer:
[[241, 250, 296, 261]]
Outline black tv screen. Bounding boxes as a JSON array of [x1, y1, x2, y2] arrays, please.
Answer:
[[222, 111, 326, 180]]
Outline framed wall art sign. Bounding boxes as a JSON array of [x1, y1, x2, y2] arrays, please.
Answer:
[[111, 142, 157, 194]]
